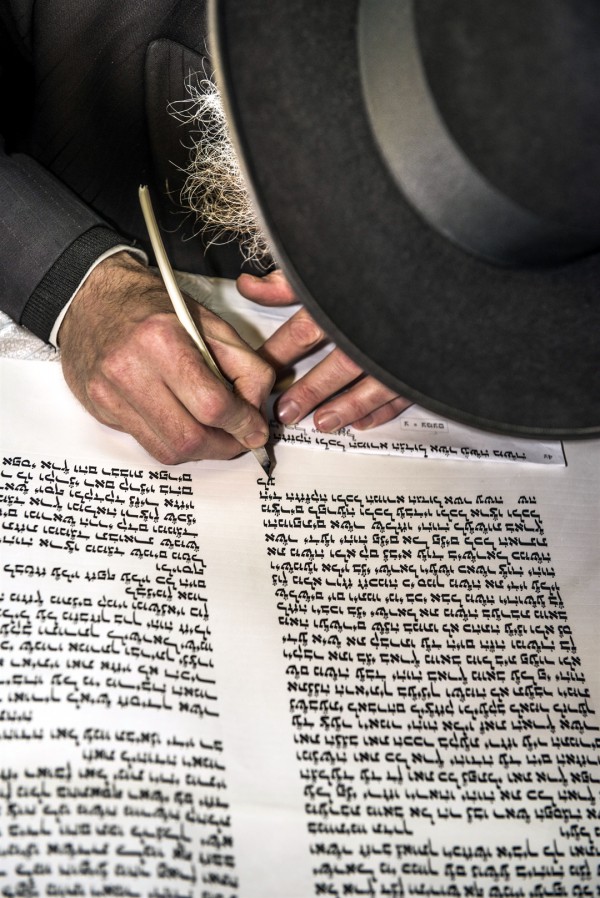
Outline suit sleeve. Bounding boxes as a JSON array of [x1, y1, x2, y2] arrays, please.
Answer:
[[0, 142, 131, 341], [0, 0, 137, 342]]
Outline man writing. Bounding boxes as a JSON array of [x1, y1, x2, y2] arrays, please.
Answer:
[[0, 0, 407, 465]]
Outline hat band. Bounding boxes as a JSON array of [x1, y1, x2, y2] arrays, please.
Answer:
[[358, 0, 600, 268]]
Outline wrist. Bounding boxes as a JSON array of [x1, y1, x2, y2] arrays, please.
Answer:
[[57, 251, 149, 347]]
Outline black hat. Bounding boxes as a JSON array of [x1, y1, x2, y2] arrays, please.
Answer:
[[209, 0, 600, 438]]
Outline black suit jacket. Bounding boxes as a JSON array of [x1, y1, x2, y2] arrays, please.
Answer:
[[0, 0, 249, 342]]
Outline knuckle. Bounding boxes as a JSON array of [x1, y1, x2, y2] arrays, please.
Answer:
[[331, 350, 360, 379], [166, 424, 206, 463], [289, 312, 324, 347], [132, 313, 179, 357], [153, 446, 182, 466], [138, 312, 173, 340], [198, 391, 232, 428], [86, 375, 113, 409], [293, 382, 327, 410], [100, 348, 134, 386], [178, 432, 206, 460]]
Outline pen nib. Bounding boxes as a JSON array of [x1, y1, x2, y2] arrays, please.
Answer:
[[252, 446, 272, 479]]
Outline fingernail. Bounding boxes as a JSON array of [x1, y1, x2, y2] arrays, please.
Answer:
[[276, 399, 301, 425], [245, 430, 268, 449], [315, 411, 342, 433]]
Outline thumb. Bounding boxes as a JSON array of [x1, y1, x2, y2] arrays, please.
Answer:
[[236, 269, 298, 307]]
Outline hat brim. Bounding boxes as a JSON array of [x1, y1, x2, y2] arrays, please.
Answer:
[[210, 1, 600, 438]]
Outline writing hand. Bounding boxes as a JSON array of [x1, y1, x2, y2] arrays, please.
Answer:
[[236, 270, 411, 432], [59, 253, 274, 464]]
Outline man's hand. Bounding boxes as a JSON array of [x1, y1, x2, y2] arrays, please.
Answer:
[[237, 270, 411, 432], [59, 253, 274, 464]]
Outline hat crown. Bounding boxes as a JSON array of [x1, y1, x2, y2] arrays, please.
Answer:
[[212, 0, 600, 436], [417, 0, 600, 232]]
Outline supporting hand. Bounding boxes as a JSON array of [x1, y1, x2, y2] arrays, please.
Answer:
[[237, 270, 411, 432]]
